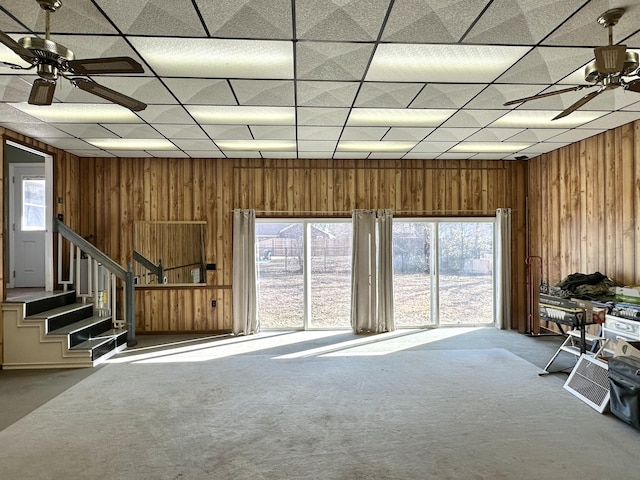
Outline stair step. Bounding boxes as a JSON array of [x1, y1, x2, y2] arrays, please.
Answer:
[[23, 290, 77, 317], [27, 303, 94, 333], [71, 330, 127, 362], [49, 315, 114, 348]]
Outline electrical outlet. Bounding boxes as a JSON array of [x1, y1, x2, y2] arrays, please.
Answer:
[[211, 300, 217, 308]]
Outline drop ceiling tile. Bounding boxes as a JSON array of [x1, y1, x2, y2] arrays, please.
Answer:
[[298, 140, 338, 152], [0, 104, 47, 124], [410, 84, 486, 109], [298, 126, 343, 141], [103, 124, 164, 139], [430, 152, 475, 160], [151, 150, 190, 158], [184, 150, 226, 158], [296, 42, 374, 81], [382, 0, 488, 43], [0, 9, 29, 33], [441, 110, 506, 128], [263, 152, 299, 159], [0, 42, 33, 73], [70, 150, 115, 158], [333, 151, 369, 159], [195, 0, 292, 39], [163, 79, 237, 105], [15, 124, 73, 138], [355, 83, 423, 108], [94, 0, 207, 36], [542, 3, 640, 47], [580, 111, 640, 130], [491, 110, 607, 129], [298, 151, 336, 159], [138, 105, 195, 124], [0, 76, 33, 101], [517, 143, 571, 155], [449, 141, 533, 153], [171, 139, 221, 151], [297, 107, 349, 126], [9, 103, 143, 123], [297, 81, 360, 107], [188, 106, 295, 125], [383, 128, 434, 141], [230, 80, 294, 106], [411, 141, 458, 153], [106, 150, 155, 158], [341, 126, 388, 140], [475, 153, 511, 160], [220, 150, 262, 158], [465, 128, 524, 142], [348, 108, 456, 127], [545, 129, 604, 143], [201, 125, 253, 140], [153, 125, 208, 139], [250, 126, 297, 140], [131, 37, 294, 79], [52, 124, 116, 138], [296, 0, 389, 41], [40, 138, 94, 149], [497, 47, 594, 84], [366, 44, 530, 83], [463, 0, 586, 44], [425, 128, 477, 141], [369, 153, 407, 159], [338, 140, 417, 153], [507, 129, 569, 142], [2, 0, 117, 34], [465, 84, 549, 109]]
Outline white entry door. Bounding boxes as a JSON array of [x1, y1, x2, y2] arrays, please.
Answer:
[[11, 164, 46, 287]]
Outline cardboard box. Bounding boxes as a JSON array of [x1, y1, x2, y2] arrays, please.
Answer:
[[571, 298, 606, 324], [613, 338, 640, 360]]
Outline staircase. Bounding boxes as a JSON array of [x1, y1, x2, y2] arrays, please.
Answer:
[[2, 290, 127, 369]]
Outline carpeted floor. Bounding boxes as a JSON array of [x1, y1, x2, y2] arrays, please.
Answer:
[[1, 328, 639, 479]]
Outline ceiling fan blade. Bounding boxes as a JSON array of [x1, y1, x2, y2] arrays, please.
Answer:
[[68, 56, 144, 75], [0, 30, 36, 61], [28, 79, 56, 105], [503, 85, 593, 106], [72, 78, 147, 111], [552, 88, 604, 120], [594, 45, 626, 74]]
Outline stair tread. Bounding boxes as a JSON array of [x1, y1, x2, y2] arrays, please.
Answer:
[[26, 302, 92, 320], [71, 330, 127, 351], [48, 315, 113, 335]]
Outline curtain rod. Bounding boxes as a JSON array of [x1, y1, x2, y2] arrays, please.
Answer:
[[235, 209, 504, 216]]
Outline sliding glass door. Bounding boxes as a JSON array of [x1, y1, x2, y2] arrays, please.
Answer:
[[256, 220, 352, 329]]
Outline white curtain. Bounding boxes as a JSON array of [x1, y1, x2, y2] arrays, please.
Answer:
[[495, 208, 512, 330], [232, 209, 259, 336], [377, 209, 395, 332], [350, 209, 395, 333]]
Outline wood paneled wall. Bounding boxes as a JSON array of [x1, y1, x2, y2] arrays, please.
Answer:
[[76, 157, 529, 333], [1, 128, 530, 337], [528, 120, 640, 288]]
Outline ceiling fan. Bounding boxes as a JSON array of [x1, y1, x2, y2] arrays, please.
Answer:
[[0, 0, 146, 111], [504, 8, 640, 120]]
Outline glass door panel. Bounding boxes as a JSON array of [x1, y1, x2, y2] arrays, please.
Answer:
[[392, 221, 433, 327], [309, 222, 352, 328], [256, 222, 305, 329], [437, 222, 494, 325]]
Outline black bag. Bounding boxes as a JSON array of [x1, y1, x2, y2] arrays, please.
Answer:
[[608, 356, 640, 430]]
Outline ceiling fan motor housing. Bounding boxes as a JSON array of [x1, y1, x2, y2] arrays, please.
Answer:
[[18, 36, 74, 80], [584, 51, 640, 83]]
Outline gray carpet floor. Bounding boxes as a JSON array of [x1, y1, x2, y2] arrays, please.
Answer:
[[1, 328, 638, 479]]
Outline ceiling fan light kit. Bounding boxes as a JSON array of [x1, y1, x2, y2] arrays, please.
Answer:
[[0, 0, 147, 111], [504, 8, 640, 120]]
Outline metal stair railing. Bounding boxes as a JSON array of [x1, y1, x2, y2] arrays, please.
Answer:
[[54, 218, 137, 346]]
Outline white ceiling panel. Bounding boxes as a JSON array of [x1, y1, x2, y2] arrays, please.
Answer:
[[0, 0, 639, 160], [94, 0, 207, 36], [367, 44, 530, 83], [131, 37, 294, 79]]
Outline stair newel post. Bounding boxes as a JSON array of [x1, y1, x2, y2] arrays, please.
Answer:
[[126, 262, 137, 347]]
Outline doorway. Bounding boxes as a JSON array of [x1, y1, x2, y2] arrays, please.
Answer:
[[5, 141, 54, 292]]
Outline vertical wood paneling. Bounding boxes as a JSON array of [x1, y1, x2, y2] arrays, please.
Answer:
[[529, 119, 640, 288]]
